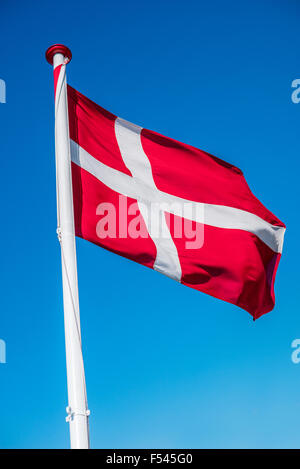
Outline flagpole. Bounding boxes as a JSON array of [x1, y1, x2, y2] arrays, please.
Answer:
[[46, 44, 90, 449]]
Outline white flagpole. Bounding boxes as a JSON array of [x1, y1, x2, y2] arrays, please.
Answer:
[[46, 44, 90, 449]]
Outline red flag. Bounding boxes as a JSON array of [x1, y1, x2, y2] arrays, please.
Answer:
[[67, 85, 285, 320]]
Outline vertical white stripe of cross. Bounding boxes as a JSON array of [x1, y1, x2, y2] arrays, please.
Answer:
[[115, 117, 182, 282]]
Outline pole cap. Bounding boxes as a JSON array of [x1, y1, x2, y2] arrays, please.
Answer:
[[45, 44, 72, 65]]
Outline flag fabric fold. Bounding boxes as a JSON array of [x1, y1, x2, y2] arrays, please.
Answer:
[[67, 85, 285, 319]]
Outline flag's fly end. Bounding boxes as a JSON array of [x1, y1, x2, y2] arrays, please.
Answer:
[[45, 44, 72, 65]]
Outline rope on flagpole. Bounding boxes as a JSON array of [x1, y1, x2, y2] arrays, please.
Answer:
[[55, 58, 90, 439], [54, 66, 89, 420]]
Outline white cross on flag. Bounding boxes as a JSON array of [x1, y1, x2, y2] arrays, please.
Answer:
[[67, 85, 285, 320]]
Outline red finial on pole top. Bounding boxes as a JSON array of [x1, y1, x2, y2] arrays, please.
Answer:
[[45, 44, 72, 65]]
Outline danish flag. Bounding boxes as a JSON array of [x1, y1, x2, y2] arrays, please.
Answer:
[[67, 85, 285, 320]]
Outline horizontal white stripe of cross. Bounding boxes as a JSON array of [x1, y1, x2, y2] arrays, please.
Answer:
[[70, 117, 284, 281]]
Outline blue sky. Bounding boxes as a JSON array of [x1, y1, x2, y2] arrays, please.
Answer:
[[0, 0, 299, 449]]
